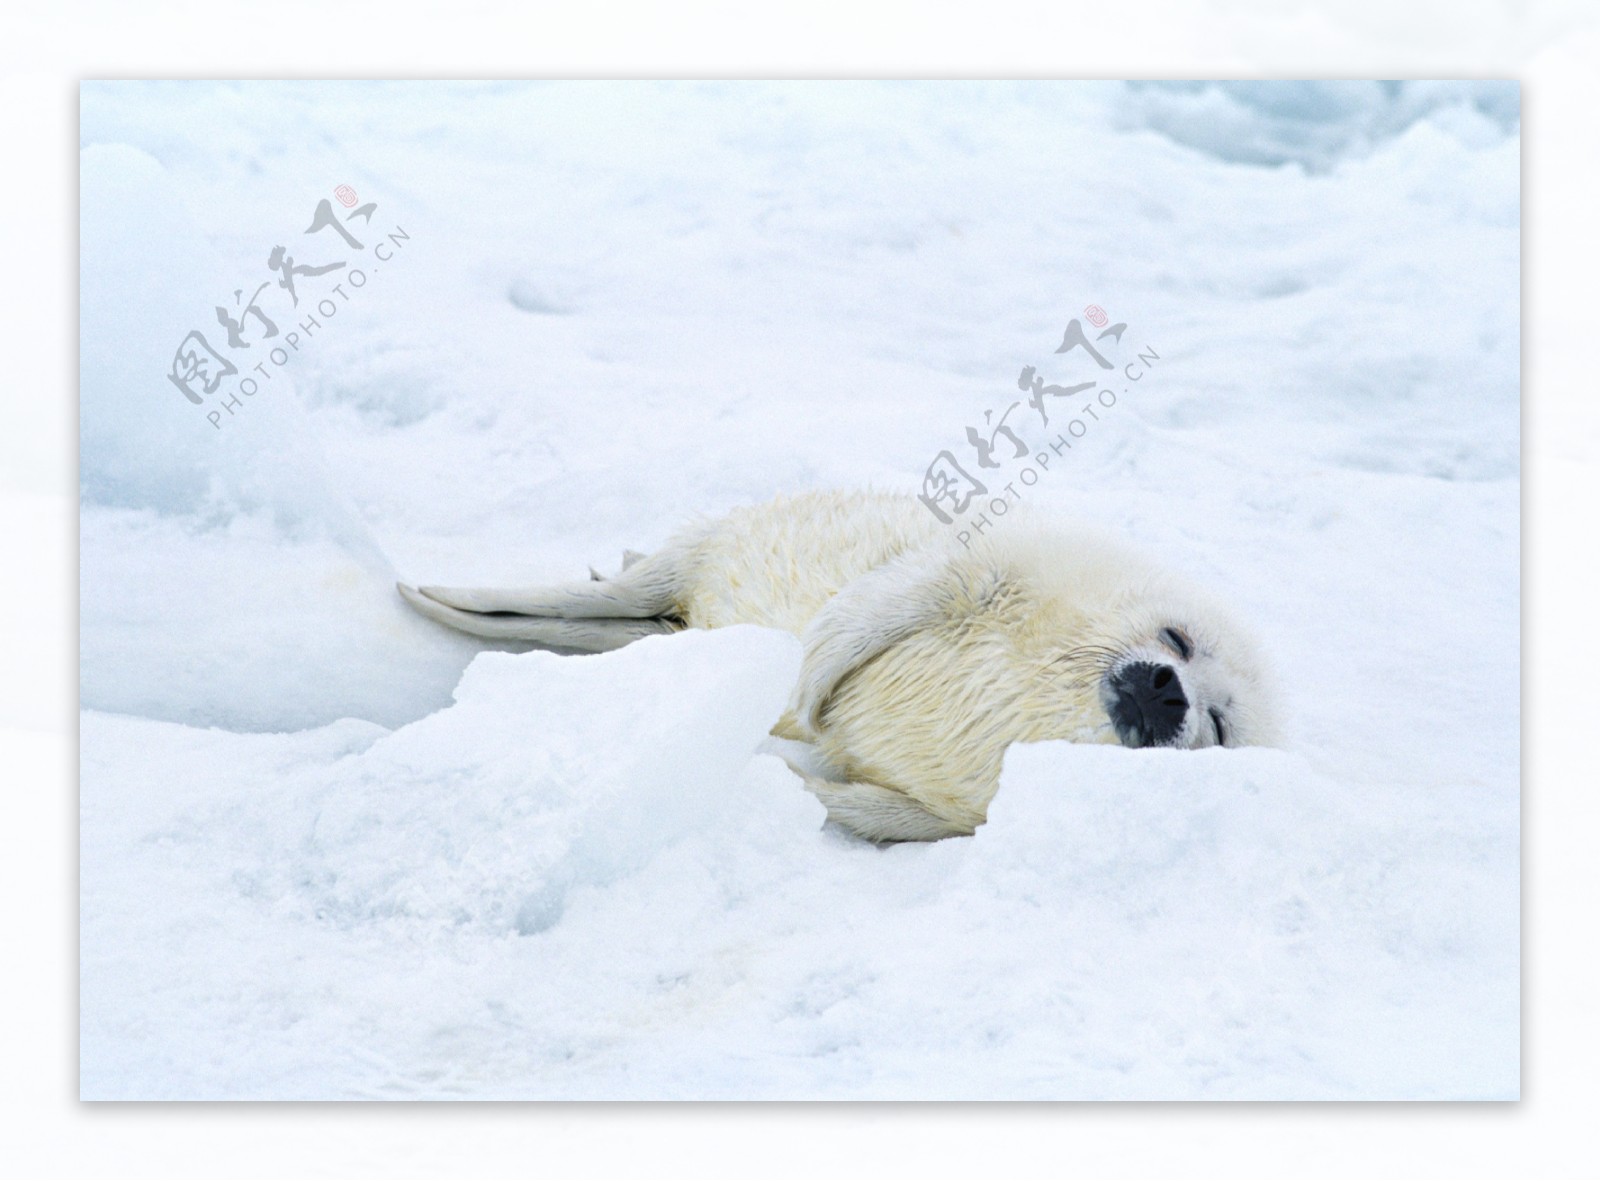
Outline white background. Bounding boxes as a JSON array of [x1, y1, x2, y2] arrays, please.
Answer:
[[3, 0, 1597, 1176]]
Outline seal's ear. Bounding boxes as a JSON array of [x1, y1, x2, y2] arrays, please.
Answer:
[[787, 547, 966, 734]]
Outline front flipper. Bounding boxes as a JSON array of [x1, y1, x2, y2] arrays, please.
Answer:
[[797, 772, 975, 842]]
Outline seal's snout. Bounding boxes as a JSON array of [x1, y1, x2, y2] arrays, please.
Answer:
[[1106, 661, 1189, 748]]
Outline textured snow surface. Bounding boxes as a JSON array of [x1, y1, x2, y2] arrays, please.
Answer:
[[78, 81, 1518, 1098]]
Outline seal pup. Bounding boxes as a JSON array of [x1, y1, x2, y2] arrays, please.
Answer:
[[399, 490, 1278, 841]]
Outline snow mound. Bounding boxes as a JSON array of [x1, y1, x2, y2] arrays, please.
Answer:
[[79, 144, 485, 730], [81, 625, 813, 1098], [1120, 80, 1518, 171], [298, 625, 803, 934], [80, 144, 379, 547], [81, 638, 1514, 1099], [79, 508, 489, 731]]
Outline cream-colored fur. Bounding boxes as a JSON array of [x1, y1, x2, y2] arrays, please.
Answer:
[[400, 490, 1278, 842]]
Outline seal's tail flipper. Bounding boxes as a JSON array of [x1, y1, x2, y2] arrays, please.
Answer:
[[397, 582, 681, 652], [397, 549, 688, 654], [411, 555, 681, 619]]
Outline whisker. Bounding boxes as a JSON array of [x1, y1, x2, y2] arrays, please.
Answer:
[[1044, 641, 1134, 688]]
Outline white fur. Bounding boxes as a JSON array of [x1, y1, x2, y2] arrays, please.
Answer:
[[401, 490, 1279, 842]]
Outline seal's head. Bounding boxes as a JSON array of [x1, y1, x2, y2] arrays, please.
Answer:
[[1000, 523, 1279, 754], [1089, 609, 1278, 750]]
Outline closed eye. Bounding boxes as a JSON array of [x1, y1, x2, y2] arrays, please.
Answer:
[[1159, 627, 1193, 661], [1210, 709, 1228, 746]]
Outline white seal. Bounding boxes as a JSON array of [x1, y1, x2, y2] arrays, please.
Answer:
[[400, 490, 1278, 841]]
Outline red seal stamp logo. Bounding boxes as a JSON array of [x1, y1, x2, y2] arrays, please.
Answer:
[[335, 184, 358, 208], [1084, 304, 1109, 329]]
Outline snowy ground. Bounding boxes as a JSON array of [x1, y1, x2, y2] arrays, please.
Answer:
[[78, 81, 1519, 1100]]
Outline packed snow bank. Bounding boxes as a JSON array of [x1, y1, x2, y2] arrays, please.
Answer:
[[81, 625, 808, 1098], [1119, 80, 1519, 170], [79, 643, 1514, 1099], [80, 144, 375, 541], [79, 143, 481, 728], [80, 144, 219, 515], [79, 505, 486, 731], [970, 744, 1517, 1100]]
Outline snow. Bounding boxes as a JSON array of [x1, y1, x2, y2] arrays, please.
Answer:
[[78, 80, 1519, 1099]]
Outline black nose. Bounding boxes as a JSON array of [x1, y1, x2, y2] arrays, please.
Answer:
[[1107, 661, 1189, 748]]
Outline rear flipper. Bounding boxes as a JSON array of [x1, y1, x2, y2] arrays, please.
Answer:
[[410, 544, 683, 620], [398, 549, 689, 654], [398, 582, 681, 652]]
